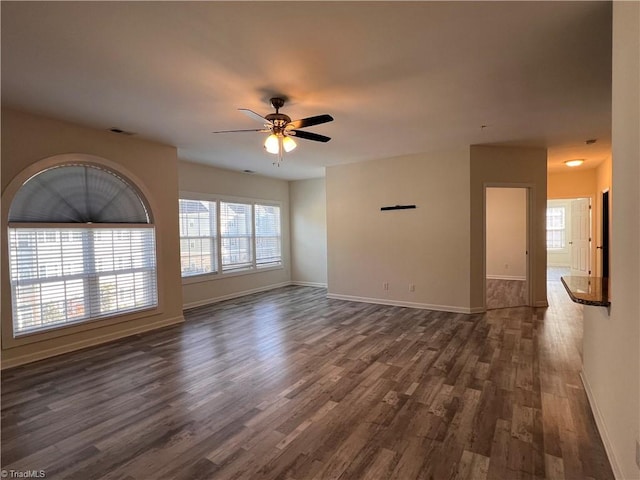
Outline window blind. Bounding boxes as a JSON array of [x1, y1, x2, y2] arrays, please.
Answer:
[[546, 207, 566, 249], [178, 199, 217, 276], [9, 227, 157, 336], [9, 165, 149, 223], [220, 202, 253, 272], [255, 204, 282, 267]]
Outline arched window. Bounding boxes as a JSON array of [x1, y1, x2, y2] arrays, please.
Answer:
[[7, 164, 157, 336]]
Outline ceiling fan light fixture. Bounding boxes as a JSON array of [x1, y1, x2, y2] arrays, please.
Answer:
[[565, 159, 585, 167], [264, 134, 279, 154], [217, 97, 333, 164], [283, 136, 297, 153]]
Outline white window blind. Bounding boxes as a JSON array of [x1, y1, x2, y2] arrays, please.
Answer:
[[179, 199, 217, 276], [220, 202, 254, 272], [255, 204, 282, 267], [179, 196, 283, 278], [546, 207, 566, 249], [9, 227, 157, 336]]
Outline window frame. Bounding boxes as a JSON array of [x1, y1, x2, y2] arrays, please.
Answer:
[[178, 199, 218, 277], [2, 157, 162, 346], [179, 192, 283, 284]]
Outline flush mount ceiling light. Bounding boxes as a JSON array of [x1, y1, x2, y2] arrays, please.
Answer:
[[213, 97, 333, 166], [565, 159, 585, 167]]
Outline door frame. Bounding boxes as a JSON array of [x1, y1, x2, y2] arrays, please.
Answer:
[[483, 183, 534, 309], [547, 194, 596, 277]]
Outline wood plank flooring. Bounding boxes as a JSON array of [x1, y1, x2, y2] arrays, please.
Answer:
[[1, 278, 614, 479], [486, 279, 529, 310]]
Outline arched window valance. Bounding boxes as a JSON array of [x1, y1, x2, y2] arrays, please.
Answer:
[[9, 164, 150, 224]]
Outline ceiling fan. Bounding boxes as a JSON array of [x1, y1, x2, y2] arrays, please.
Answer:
[[213, 97, 334, 166]]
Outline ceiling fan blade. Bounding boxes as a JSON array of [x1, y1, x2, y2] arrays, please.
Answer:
[[287, 114, 334, 130], [289, 130, 331, 143], [239, 108, 272, 124], [212, 128, 270, 134]]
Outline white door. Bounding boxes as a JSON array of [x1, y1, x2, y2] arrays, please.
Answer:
[[570, 198, 591, 276]]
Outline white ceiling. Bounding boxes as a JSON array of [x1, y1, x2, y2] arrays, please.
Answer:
[[1, 1, 612, 180]]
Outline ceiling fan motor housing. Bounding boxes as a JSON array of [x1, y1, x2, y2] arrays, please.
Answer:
[[265, 113, 291, 132]]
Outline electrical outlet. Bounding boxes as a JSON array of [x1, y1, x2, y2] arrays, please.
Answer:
[[409, 284, 415, 292], [383, 282, 389, 291], [636, 439, 640, 469]]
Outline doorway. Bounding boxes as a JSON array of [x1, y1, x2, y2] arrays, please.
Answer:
[[547, 197, 592, 277], [485, 187, 529, 309], [600, 190, 609, 278]]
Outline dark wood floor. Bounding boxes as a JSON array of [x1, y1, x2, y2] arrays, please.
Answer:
[[1, 277, 614, 479]]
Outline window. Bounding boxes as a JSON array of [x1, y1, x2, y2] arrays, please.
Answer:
[[178, 199, 217, 277], [220, 202, 254, 272], [8, 164, 157, 337], [255, 204, 281, 268], [546, 206, 566, 249], [179, 197, 282, 278]]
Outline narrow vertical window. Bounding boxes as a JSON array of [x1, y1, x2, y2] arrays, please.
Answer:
[[255, 204, 282, 267], [546, 206, 566, 249], [178, 199, 217, 276], [220, 202, 254, 272]]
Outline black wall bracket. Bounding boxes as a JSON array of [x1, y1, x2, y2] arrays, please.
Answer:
[[380, 205, 416, 211]]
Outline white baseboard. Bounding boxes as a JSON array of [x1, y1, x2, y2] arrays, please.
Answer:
[[486, 275, 527, 281], [1, 315, 185, 370], [183, 282, 292, 310], [291, 281, 328, 288], [534, 300, 549, 308], [580, 371, 623, 479], [326, 293, 478, 314], [468, 306, 487, 314], [547, 262, 570, 267]]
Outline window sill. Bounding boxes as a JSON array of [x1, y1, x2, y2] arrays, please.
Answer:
[[3, 304, 165, 349], [181, 264, 284, 285]]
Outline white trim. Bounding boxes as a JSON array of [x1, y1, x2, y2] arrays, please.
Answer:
[[0, 315, 184, 370], [291, 281, 328, 288], [179, 190, 283, 209], [468, 306, 486, 314], [325, 293, 479, 314], [182, 265, 284, 285], [547, 262, 571, 268], [486, 275, 527, 281], [580, 372, 623, 480], [182, 282, 291, 310]]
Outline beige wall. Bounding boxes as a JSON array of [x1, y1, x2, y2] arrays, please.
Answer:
[[470, 145, 548, 309], [582, 3, 640, 479], [548, 168, 597, 199], [486, 188, 527, 279], [290, 178, 327, 286], [326, 149, 473, 312], [1, 108, 184, 368], [178, 161, 291, 308]]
